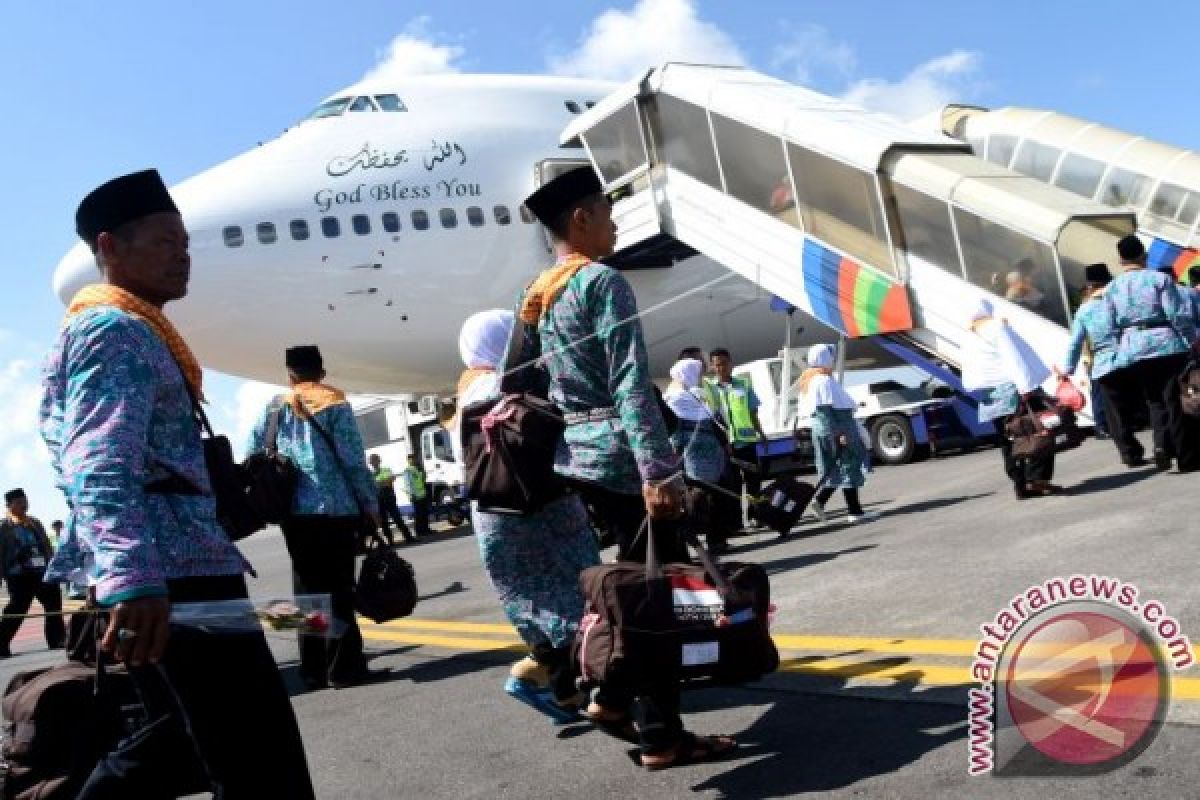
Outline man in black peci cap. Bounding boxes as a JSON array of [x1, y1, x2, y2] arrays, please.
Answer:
[[245, 345, 382, 690], [0, 488, 64, 657], [517, 166, 735, 768], [43, 169, 315, 798], [1103, 235, 1199, 471]]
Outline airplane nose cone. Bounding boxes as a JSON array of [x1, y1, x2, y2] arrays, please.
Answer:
[[52, 241, 99, 304]]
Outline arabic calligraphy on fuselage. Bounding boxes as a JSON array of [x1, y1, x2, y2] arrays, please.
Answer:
[[326, 140, 470, 178]]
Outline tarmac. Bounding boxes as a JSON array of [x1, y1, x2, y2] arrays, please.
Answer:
[[0, 432, 1197, 798]]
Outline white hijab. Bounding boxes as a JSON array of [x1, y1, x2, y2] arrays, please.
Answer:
[[664, 358, 714, 422], [458, 309, 514, 370], [801, 344, 856, 412], [959, 299, 1050, 393]]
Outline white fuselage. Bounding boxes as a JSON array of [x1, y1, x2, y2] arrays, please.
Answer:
[[52, 74, 782, 393]]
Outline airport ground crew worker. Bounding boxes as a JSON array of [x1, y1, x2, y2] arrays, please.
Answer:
[[1106, 235, 1198, 472], [247, 345, 383, 690], [44, 169, 314, 797], [0, 488, 65, 656], [521, 165, 735, 769], [707, 348, 766, 527], [369, 453, 414, 544], [403, 454, 432, 536]]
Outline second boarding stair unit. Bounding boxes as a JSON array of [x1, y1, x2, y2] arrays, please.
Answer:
[[560, 64, 1138, 422]]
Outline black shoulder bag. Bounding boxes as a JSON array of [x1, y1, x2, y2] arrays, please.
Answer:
[[459, 303, 566, 515], [241, 397, 300, 524], [295, 400, 418, 623]]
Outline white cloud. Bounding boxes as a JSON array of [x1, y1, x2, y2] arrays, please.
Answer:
[[770, 24, 856, 86], [841, 50, 982, 122], [548, 0, 745, 82], [0, 336, 63, 522], [362, 17, 466, 81]]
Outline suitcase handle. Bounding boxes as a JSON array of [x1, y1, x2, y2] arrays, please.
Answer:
[[642, 517, 737, 603]]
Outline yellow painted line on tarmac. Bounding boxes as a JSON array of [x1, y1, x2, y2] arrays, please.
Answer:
[[359, 618, 1200, 701]]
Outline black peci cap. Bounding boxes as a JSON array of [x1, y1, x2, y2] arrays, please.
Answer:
[[1116, 234, 1146, 262], [4, 488, 26, 504], [285, 345, 323, 372], [1084, 263, 1113, 286], [75, 169, 179, 248], [522, 166, 603, 227]]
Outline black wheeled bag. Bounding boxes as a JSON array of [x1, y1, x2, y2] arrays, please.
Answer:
[[749, 476, 817, 535], [574, 522, 778, 690]]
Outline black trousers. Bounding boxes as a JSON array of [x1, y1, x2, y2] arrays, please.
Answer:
[[1098, 367, 1145, 465], [377, 487, 413, 542], [412, 496, 432, 536], [730, 442, 762, 502], [815, 486, 864, 516], [78, 575, 315, 800], [994, 419, 1055, 489], [0, 571, 65, 651], [1127, 353, 1198, 470], [576, 483, 687, 755], [281, 515, 367, 685]]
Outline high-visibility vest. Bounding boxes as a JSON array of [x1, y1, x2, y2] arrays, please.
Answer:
[[403, 466, 427, 499], [707, 376, 759, 443]]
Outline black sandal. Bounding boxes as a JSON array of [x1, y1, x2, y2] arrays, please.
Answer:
[[640, 731, 737, 770]]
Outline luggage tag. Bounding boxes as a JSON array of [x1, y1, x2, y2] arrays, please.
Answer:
[[682, 641, 720, 666], [27, 555, 46, 569]]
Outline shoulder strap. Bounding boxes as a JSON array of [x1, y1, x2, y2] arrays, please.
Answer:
[[265, 396, 286, 456]]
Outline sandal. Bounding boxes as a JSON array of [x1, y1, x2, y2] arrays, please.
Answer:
[[640, 731, 737, 771], [582, 703, 639, 744]]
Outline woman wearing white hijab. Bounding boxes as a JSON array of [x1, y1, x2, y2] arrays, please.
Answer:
[[664, 358, 732, 552], [452, 310, 600, 722], [960, 298, 1060, 499], [798, 344, 878, 523]]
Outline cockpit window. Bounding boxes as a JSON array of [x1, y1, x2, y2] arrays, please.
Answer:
[[348, 96, 377, 112], [307, 97, 352, 119], [374, 94, 407, 112]]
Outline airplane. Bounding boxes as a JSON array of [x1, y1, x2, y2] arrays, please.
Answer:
[[51, 73, 789, 394]]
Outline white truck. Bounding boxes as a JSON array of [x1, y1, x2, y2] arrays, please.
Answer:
[[732, 347, 992, 469], [353, 396, 465, 510]]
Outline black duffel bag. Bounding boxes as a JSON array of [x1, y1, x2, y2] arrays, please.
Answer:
[[241, 398, 299, 525], [356, 531, 418, 623], [460, 302, 565, 515], [574, 519, 778, 689]]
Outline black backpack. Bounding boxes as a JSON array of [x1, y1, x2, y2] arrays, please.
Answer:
[[241, 397, 299, 524], [460, 306, 566, 515]]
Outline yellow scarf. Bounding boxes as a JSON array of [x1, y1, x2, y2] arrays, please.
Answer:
[[287, 382, 348, 416], [798, 366, 831, 396], [448, 367, 495, 430], [65, 284, 205, 400], [519, 253, 592, 324]]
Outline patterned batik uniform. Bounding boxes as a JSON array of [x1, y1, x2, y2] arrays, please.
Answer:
[[811, 406, 869, 489], [245, 388, 378, 517], [536, 262, 679, 494], [40, 308, 246, 604], [1105, 269, 1196, 363], [1063, 294, 1129, 379]]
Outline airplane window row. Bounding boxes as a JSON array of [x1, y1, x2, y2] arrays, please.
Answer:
[[306, 93, 407, 119], [222, 204, 535, 247]]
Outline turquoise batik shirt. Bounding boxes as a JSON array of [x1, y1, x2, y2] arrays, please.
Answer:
[[1063, 292, 1128, 380], [40, 308, 247, 605], [1105, 269, 1196, 363], [537, 262, 679, 495], [246, 391, 378, 518]]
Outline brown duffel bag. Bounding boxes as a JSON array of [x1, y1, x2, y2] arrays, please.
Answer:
[[574, 520, 778, 690], [1181, 361, 1200, 417], [1005, 398, 1057, 460]]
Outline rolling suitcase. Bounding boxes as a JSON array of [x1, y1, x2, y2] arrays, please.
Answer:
[[749, 476, 817, 536]]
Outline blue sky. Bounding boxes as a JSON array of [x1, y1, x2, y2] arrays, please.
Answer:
[[2, 0, 1197, 521]]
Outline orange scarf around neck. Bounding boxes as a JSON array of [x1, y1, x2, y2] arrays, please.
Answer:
[[519, 253, 592, 324], [66, 284, 205, 400], [798, 366, 832, 396], [287, 382, 348, 416]]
